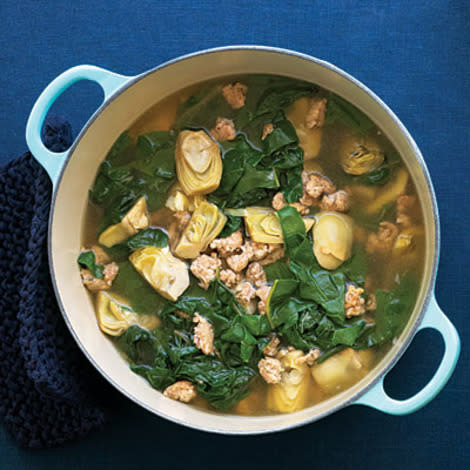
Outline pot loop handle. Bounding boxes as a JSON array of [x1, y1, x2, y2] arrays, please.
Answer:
[[26, 65, 131, 186], [354, 295, 460, 414]]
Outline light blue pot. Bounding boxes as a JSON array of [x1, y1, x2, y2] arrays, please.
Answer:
[[24, 47, 460, 433]]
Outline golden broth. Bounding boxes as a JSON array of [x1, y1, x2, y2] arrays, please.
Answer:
[[81, 75, 425, 416]]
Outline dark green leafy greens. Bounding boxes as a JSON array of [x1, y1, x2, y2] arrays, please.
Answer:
[[115, 280, 271, 409], [270, 206, 417, 359], [90, 131, 176, 233], [325, 92, 375, 136], [104, 228, 169, 260], [77, 251, 104, 279]]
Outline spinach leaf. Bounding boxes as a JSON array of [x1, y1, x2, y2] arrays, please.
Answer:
[[106, 131, 134, 165], [370, 272, 419, 345], [126, 228, 168, 251], [262, 118, 298, 154], [219, 215, 242, 238], [105, 228, 169, 260], [116, 325, 161, 365], [264, 259, 295, 282], [325, 92, 375, 136], [255, 84, 317, 118], [177, 359, 255, 410], [276, 205, 316, 267], [339, 245, 369, 287], [77, 250, 104, 279], [90, 131, 176, 233], [112, 261, 169, 315]]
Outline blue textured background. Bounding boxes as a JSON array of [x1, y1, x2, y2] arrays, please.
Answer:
[[1, 0, 468, 468]]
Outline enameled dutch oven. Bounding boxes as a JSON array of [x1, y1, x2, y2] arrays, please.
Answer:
[[25, 46, 460, 434]]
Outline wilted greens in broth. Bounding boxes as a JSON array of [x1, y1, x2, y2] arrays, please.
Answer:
[[79, 74, 424, 415]]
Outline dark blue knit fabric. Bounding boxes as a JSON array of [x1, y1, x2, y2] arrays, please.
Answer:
[[0, 116, 106, 448]]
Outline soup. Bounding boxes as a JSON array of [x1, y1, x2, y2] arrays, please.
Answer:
[[78, 75, 424, 415]]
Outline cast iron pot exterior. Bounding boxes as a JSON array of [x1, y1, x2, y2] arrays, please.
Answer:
[[26, 46, 460, 434]]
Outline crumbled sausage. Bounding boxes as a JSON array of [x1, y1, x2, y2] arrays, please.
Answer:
[[226, 244, 253, 272], [262, 123, 274, 140], [246, 262, 267, 287], [320, 190, 351, 212], [305, 97, 327, 129], [80, 262, 119, 292], [163, 380, 196, 403], [256, 284, 271, 314], [219, 268, 240, 289], [210, 117, 236, 141], [366, 293, 377, 311], [226, 240, 282, 272], [258, 357, 283, 384], [272, 191, 286, 211], [366, 222, 399, 254], [190, 253, 221, 289], [248, 241, 279, 261], [345, 284, 366, 318], [258, 246, 285, 266], [263, 335, 280, 357], [303, 171, 336, 199], [193, 312, 214, 355], [272, 191, 310, 215], [222, 82, 248, 109], [295, 348, 321, 366], [235, 281, 257, 312], [396, 195, 416, 227], [210, 229, 244, 258]]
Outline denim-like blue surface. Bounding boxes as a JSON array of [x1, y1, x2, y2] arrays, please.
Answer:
[[0, 0, 468, 468]]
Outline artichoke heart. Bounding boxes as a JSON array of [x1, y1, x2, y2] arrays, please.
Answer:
[[340, 136, 385, 175], [174, 201, 227, 258], [129, 246, 189, 301], [96, 291, 136, 336], [175, 130, 222, 196], [311, 348, 370, 394], [313, 211, 353, 270], [242, 207, 314, 244], [267, 349, 311, 413], [286, 97, 323, 160], [98, 197, 149, 247], [165, 183, 205, 212]]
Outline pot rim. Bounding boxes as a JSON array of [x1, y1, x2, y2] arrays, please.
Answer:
[[47, 45, 440, 434]]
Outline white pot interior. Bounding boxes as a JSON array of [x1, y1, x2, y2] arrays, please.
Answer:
[[50, 48, 438, 433]]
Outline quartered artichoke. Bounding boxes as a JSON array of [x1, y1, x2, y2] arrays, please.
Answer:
[[98, 197, 149, 247], [129, 246, 189, 301], [311, 348, 372, 394], [227, 207, 314, 244], [286, 97, 323, 160], [267, 349, 311, 413], [312, 211, 353, 270], [366, 168, 409, 214], [174, 200, 226, 258], [340, 136, 385, 175], [175, 130, 222, 196], [95, 291, 136, 336], [165, 183, 205, 212]]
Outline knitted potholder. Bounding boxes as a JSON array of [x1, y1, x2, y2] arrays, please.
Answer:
[[0, 117, 107, 448]]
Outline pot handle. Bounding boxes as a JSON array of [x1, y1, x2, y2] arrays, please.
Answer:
[[354, 295, 460, 414], [26, 65, 131, 186]]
